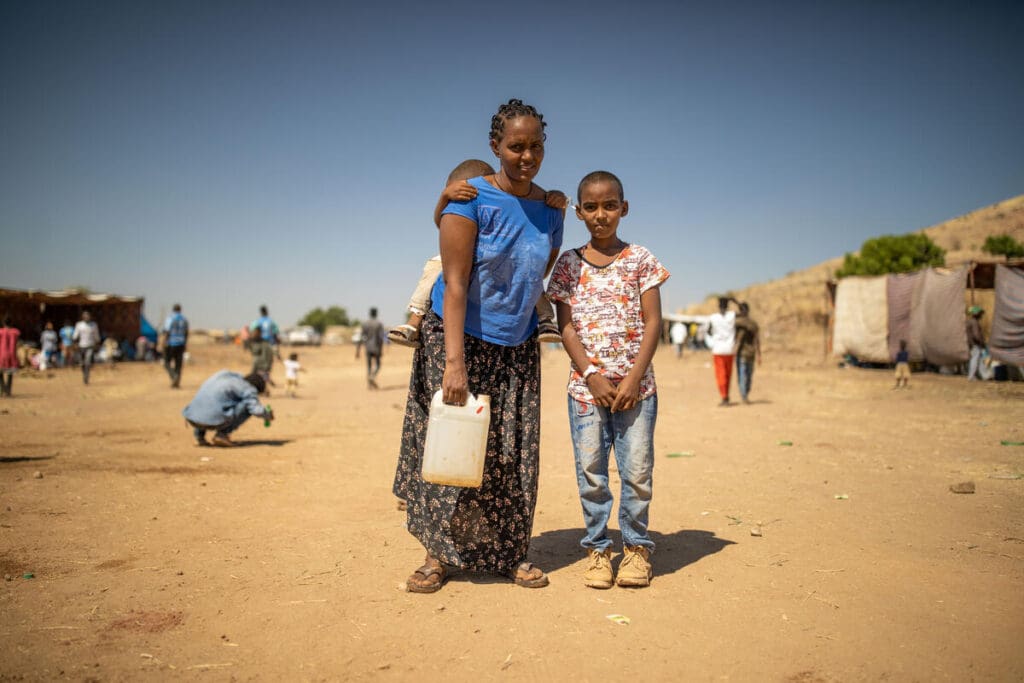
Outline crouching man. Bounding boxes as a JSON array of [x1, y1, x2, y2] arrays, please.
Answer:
[[183, 370, 273, 447]]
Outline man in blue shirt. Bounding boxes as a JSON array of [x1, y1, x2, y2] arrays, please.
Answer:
[[251, 305, 280, 346], [162, 304, 189, 388], [182, 370, 273, 447]]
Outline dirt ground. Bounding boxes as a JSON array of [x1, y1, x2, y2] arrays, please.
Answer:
[[2, 342, 1023, 682]]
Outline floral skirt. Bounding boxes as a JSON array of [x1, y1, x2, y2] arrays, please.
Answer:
[[392, 311, 541, 575]]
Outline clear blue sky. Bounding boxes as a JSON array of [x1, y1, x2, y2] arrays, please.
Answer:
[[3, 1, 1022, 330]]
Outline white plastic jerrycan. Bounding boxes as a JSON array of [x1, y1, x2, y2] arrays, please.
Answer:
[[421, 390, 491, 487]]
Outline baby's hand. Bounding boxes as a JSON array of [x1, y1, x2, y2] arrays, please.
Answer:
[[442, 180, 478, 203], [544, 190, 569, 210]]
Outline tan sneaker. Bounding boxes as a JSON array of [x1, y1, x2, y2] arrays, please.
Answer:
[[616, 546, 652, 587], [582, 548, 614, 589]]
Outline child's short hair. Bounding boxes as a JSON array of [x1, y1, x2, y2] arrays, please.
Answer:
[[577, 170, 624, 202], [447, 159, 495, 184], [289, 352, 298, 361], [899, 339, 907, 350]]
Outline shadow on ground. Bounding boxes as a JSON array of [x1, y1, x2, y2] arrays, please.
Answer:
[[0, 455, 57, 464], [231, 439, 292, 448], [529, 527, 736, 576]]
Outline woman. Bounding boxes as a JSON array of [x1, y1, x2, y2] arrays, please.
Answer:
[[393, 99, 564, 593], [0, 317, 20, 397]]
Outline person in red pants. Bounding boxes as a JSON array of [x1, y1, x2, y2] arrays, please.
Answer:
[[707, 297, 737, 406]]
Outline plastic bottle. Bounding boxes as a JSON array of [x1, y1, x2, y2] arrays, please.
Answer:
[[263, 405, 272, 428], [421, 390, 491, 487]]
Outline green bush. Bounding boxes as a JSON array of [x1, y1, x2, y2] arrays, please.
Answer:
[[298, 306, 351, 334], [982, 234, 1024, 259], [836, 234, 945, 278]]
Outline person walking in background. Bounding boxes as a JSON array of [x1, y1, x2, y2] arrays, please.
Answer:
[[73, 311, 100, 385], [251, 305, 280, 347], [59, 319, 75, 367], [361, 307, 385, 389], [733, 301, 762, 404], [182, 370, 273, 447], [0, 318, 20, 397], [162, 303, 189, 388], [669, 321, 686, 359], [547, 170, 669, 589], [966, 305, 988, 381], [39, 321, 59, 371], [707, 297, 737, 406], [248, 328, 274, 388]]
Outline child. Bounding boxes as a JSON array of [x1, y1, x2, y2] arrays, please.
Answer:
[[284, 352, 304, 397], [893, 339, 910, 389], [387, 159, 567, 349], [547, 170, 669, 589]]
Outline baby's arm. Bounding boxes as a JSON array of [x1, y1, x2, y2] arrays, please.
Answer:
[[543, 190, 569, 212], [611, 287, 663, 412], [433, 180, 479, 228]]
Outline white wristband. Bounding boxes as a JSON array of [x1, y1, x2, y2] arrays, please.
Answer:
[[582, 364, 600, 380]]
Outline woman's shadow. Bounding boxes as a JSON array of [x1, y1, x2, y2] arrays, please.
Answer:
[[530, 527, 735, 577]]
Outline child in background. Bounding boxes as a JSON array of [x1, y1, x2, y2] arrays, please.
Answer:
[[387, 159, 567, 349], [40, 322, 59, 371], [547, 170, 670, 589], [284, 352, 304, 397], [893, 339, 910, 389], [59, 320, 74, 367]]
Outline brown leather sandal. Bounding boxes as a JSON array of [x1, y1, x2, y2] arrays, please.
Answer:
[[512, 561, 549, 588], [406, 557, 448, 594]]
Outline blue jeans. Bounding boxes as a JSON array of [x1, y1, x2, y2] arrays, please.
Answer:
[[567, 394, 657, 552], [736, 356, 755, 400], [188, 410, 252, 440]]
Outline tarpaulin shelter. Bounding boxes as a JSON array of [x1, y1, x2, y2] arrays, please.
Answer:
[[0, 288, 144, 344], [827, 260, 1024, 367]]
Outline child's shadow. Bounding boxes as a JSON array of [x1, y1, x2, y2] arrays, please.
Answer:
[[530, 527, 735, 577]]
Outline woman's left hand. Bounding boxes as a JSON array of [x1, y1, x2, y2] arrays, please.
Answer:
[[442, 360, 469, 405]]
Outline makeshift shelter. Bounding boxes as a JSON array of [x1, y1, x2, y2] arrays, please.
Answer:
[[827, 260, 1024, 368], [832, 276, 889, 362], [0, 288, 144, 344], [989, 264, 1024, 365]]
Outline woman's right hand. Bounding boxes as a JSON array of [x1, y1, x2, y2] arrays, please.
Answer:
[[442, 359, 469, 406]]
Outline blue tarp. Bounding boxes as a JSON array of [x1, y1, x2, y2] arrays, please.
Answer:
[[140, 315, 158, 343]]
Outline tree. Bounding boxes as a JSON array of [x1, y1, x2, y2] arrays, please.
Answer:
[[298, 306, 351, 333], [835, 234, 945, 278], [982, 234, 1024, 259]]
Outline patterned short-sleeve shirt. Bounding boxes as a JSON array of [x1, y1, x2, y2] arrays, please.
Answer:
[[547, 243, 670, 403]]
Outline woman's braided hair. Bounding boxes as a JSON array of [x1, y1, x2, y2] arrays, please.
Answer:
[[489, 98, 546, 142]]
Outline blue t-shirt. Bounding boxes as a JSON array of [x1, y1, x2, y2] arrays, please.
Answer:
[[163, 312, 189, 347], [251, 315, 279, 345], [431, 177, 564, 346], [59, 325, 74, 346], [895, 350, 909, 363]]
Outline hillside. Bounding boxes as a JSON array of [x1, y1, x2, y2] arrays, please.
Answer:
[[682, 194, 1024, 357]]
